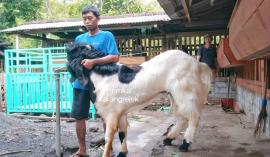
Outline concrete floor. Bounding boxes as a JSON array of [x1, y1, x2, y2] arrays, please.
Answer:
[[113, 105, 270, 157], [1, 104, 269, 157]]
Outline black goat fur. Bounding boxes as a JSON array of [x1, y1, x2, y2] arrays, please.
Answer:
[[66, 43, 142, 102], [66, 43, 119, 86]]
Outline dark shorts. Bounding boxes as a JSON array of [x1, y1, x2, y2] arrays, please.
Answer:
[[71, 88, 91, 120]]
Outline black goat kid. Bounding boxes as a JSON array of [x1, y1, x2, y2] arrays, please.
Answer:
[[66, 43, 118, 84], [66, 43, 142, 103], [66, 43, 117, 103]]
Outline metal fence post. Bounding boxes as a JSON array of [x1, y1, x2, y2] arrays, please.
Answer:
[[55, 72, 61, 157]]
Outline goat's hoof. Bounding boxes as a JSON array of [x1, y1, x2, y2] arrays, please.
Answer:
[[163, 138, 173, 145], [117, 152, 127, 157], [179, 139, 190, 152]]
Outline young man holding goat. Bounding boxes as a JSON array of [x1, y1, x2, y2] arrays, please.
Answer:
[[70, 5, 119, 157], [68, 5, 212, 157]]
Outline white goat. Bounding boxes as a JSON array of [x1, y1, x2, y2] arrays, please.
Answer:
[[86, 49, 212, 157]]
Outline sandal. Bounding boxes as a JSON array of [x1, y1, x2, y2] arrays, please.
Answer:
[[70, 152, 89, 157]]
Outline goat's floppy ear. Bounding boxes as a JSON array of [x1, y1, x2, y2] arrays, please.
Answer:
[[85, 44, 96, 51], [65, 42, 77, 54], [65, 42, 89, 53]]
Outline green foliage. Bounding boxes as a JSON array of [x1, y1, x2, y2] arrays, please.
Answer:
[[40, 0, 159, 19], [7, 35, 42, 48], [0, 0, 162, 28], [101, 0, 143, 15], [0, 0, 43, 28], [140, 0, 163, 13], [42, 0, 94, 19], [0, 0, 43, 41]]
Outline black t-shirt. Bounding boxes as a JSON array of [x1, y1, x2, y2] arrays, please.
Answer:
[[198, 45, 217, 69]]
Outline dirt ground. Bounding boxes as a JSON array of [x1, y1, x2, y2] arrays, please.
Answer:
[[0, 105, 270, 157]]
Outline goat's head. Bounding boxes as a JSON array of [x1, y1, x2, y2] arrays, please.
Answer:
[[66, 43, 94, 86], [80, 45, 106, 59], [66, 43, 88, 61], [66, 43, 106, 60]]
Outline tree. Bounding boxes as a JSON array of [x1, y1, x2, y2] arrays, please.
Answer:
[[0, 0, 162, 47], [0, 0, 43, 41], [41, 0, 94, 20], [101, 0, 143, 15], [42, 0, 160, 18], [0, 0, 43, 27]]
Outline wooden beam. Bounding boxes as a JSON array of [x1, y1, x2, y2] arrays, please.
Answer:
[[189, 0, 230, 15], [11, 114, 75, 121], [189, 0, 193, 6], [189, 0, 213, 12], [18, 33, 66, 42], [119, 56, 146, 65], [154, 24, 166, 34], [184, 20, 226, 28], [210, 0, 215, 6], [0, 42, 12, 47], [180, 0, 191, 22], [16, 34, 19, 49], [229, 0, 270, 60]]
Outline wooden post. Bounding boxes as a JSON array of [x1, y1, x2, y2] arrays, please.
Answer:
[[162, 35, 167, 51], [16, 35, 19, 69], [16, 34, 19, 49]]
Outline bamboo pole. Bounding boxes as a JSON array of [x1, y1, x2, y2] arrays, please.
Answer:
[[254, 59, 268, 136]]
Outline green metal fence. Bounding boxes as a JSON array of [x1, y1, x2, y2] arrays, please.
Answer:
[[4, 47, 74, 113]]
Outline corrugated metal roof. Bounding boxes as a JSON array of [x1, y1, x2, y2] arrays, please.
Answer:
[[0, 13, 170, 33]]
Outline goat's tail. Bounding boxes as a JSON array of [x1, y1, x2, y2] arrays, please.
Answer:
[[199, 63, 213, 93]]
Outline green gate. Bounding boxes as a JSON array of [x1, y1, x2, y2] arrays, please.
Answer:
[[4, 47, 73, 113]]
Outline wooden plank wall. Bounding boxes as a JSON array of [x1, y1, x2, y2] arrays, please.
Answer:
[[117, 31, 227, 60], [44, 31, 227, 60], [240, 59, 266, 82], [234, 58, 270, 94], [229, 0, 270, 60]]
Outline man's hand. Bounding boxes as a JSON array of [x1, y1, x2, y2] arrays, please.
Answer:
[[196, 55, 201, 62], [81, 55, 118, 70], [81, 59, 95, 69]]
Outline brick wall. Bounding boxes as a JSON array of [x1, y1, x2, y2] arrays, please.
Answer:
[[236, 86, 270, 137]]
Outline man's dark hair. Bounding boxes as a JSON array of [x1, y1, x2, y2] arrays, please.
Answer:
[[204, 34, 213, 40], [82, 5, 100, 17]]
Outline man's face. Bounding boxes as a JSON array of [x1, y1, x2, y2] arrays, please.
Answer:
[[204, 37, 212, 44], [82, 12, 99, 31]]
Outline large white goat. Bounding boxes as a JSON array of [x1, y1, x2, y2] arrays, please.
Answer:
[[68, 46, 212, 157]]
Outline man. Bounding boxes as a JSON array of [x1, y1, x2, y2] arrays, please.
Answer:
[[197, 34, 218, 104], [70, 5, 119, 157], [197, 34, 218, 77]]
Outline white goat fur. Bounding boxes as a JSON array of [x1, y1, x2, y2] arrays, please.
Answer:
[[90, 50, 212, 157]]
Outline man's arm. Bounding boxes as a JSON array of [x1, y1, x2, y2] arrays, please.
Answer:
[[81, 55, 119, 69], [214, 48, 219, 76], [197, 47, 202, 62], [196, 55, 201, 62], [82, 31, 119, 69]]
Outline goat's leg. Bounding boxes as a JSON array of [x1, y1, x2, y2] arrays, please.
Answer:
[[163, 116, 187, 145], [117, 114, 128, 157], [179, 112, 200, 152], [103, 114, 119, 157]]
